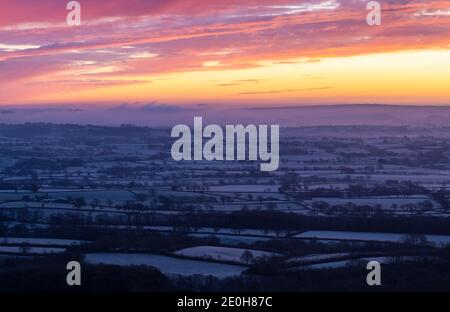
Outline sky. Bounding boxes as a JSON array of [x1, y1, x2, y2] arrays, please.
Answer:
[[0, 0, 449, 108]]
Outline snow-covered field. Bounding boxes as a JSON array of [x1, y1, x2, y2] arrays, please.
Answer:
[[146, 226, 282, 237], [286, 253, 351, 264], [295, 231, 450, 246], [46, 190, 136, 203], [0, 246, 65, 254], [305, 195, 440, 209], [328, 174, 450, 184], [207, 202, 304, 212], [0, 237, 88, 246], [189, 234, 271, 245], [305, 196, 440, 209], [209, 185, 280, 192], [302, 256, 429, 269], [84, 252, 246, 278], [0, 191, 36, 201], [174, 246, 279, 263], [2, 221, 50, 229]]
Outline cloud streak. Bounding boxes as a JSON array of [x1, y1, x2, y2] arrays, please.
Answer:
[[237, 87, 333, 95]]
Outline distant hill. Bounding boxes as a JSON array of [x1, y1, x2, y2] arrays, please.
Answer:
[[244, 104, 450, 127], [1, 104, 450, 126]]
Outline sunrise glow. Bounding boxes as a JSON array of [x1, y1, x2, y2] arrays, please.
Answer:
[[0, 0, 449, 106]]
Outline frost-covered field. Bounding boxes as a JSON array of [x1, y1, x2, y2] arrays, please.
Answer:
[[302, 256, 429, 270], [286, 253, 351, 264], [189, 234, 272, 245], [174, 246, 279, 263], [305, 196, 440, 209], [327, 174, 450, 184], [209, 185, 280, 192], [295, 231, 450, 246], [0, 237, 88, 246], [0, 246, 65, 255], [0, 191, 37, 201], [144, 226, 283, 237], [46, 190, 136, 203], [84, 253, 246, 278]]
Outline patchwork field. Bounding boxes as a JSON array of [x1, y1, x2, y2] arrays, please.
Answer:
[[1, 124, 450, 290]]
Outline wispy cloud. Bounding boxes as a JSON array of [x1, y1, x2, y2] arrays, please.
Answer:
[[414, 8, 450, 17], [237, 87, 332, 95], [0, 43, 41, 51]]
